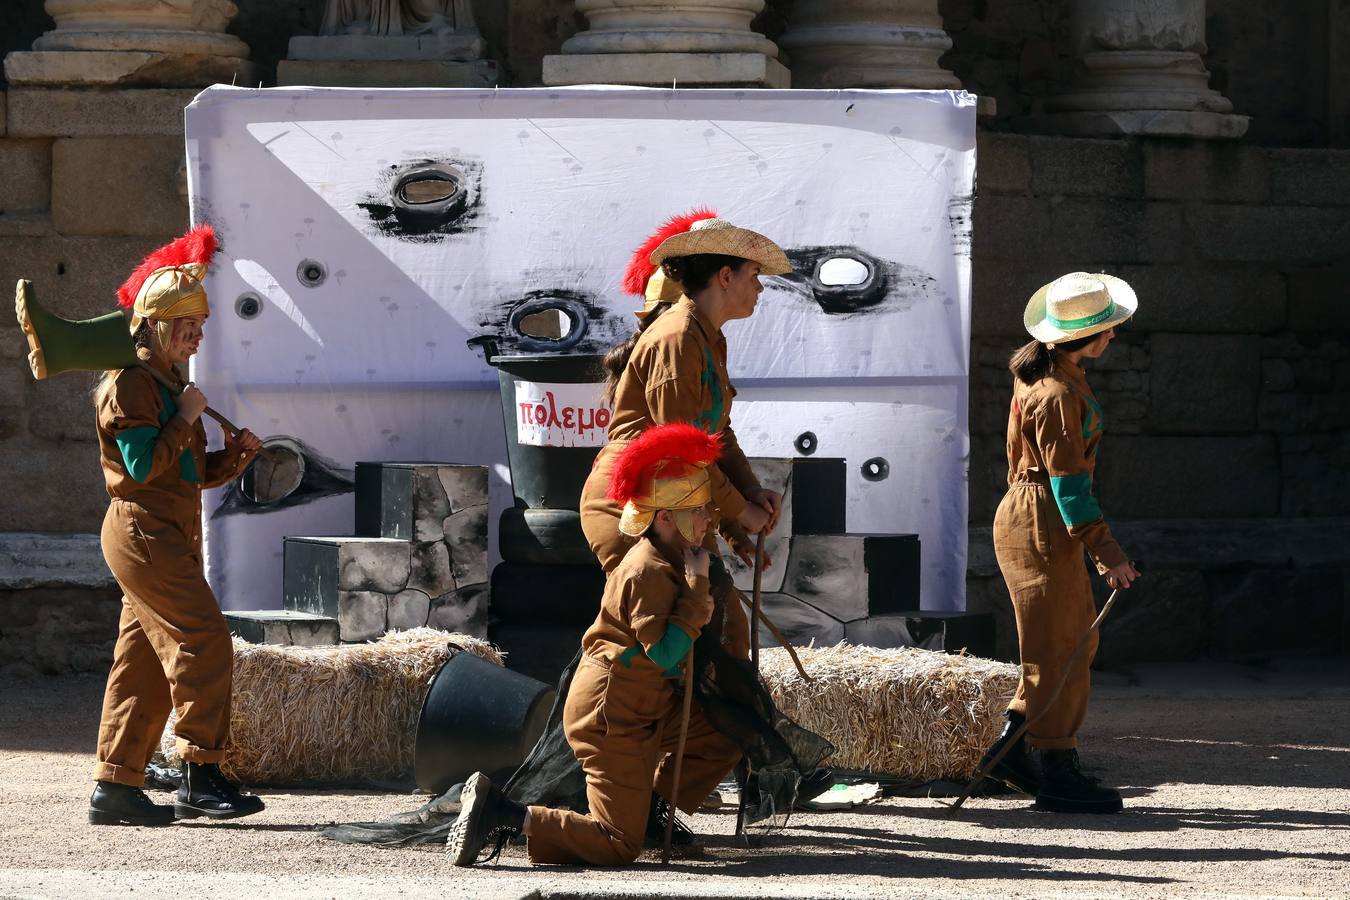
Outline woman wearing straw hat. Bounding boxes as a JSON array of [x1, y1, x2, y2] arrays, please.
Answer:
[[978, 272, 1141, 815], [580, 209, 793, 651]]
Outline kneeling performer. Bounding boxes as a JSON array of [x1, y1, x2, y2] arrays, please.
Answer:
[[450, 423, 740, 866]]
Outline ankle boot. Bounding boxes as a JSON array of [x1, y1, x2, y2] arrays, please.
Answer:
[[1034, 749, 1123, 814], [447, 772, 527, 867], [176, 762, 265, 820], [88, 781, 175, 827], [979, 710, 1041, 795], [645, 792, 697, 849]]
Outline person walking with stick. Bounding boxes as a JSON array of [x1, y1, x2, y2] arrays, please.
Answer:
[[448, 424, 739, 866], [977, 272, 1141, 814]]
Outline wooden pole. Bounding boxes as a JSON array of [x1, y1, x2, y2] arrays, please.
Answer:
[[661, 643, 697, 865]]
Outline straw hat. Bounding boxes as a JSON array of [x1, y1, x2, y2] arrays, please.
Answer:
[[649, 217, 792, 277], [1024, 272, 1137, 343]]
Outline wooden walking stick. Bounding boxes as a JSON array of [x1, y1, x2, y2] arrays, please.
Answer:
[[734, 530, 768, 840], [661, 643, 697, 865], [751, 530, 764, 670], [944, 586, 1124, 812]]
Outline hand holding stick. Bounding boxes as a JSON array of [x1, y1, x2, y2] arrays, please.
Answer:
[[136, 362, 273, 462]]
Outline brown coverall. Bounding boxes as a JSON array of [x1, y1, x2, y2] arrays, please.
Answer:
[[525, 538, 740, 865], [579, 296, 758, 654], [92, 358, 254, 786], [994, 356, 1127, 750]]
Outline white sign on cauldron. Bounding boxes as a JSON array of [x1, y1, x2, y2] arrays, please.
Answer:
[[514, 380, 611, 448]]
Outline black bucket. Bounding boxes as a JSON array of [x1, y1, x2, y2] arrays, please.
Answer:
[[413, 651, 556, 794], [489, 354, 607, 510]]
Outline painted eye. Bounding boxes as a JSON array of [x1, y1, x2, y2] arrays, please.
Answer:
[[516, 307, 577, 341], [794, 431, 818, 455], [213, 437, 354, 517], [817, 257, 870, 286], [778, 246, 890, 315], [358, 158, 483, 241], [861, 456, 890, 482], [503, 293, 592, 353]]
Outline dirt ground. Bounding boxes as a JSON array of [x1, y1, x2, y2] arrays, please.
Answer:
[[2, 657, 1348, 900]]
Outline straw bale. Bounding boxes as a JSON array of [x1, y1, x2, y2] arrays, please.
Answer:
[[760, 644, 1019, 782], [159, 628, 502, 785]]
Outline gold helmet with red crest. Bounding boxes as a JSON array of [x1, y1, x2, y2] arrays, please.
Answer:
[[608, 423, 722, 543], [116, 224, 218, 343]]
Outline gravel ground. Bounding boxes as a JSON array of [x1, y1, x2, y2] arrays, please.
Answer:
[[2, 658, 1347, 899]]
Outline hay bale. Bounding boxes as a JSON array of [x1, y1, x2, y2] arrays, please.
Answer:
[[761, 644, 1018, 782], [159, 628, 502, 785]]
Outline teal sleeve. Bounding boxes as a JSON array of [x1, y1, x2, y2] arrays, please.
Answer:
[[114, 425, 160, 483], [1049, 472, 1103, 526], [643, 623, 694, 673]]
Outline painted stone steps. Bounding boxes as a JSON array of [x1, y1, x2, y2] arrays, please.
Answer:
[[225, 609, 339, 647], [236, 461, 490, 646]]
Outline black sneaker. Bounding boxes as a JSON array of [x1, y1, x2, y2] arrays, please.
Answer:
[[88, 781, 175, 827], [645, 792, 696, 849], [979, 710, 1041, 796], [1034, 749, 1123, 814], [176, 762, 265, 820], [447, 772, 527, 867]]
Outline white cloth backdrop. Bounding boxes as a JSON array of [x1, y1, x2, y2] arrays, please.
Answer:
[[185, 85, 975, 612]]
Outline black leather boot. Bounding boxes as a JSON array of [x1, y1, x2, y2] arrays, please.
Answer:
[[1034, 749, 1123, 814], [645, 792, 697, 849], [979, 710, 1041, 796], [447, 772, 527, 867], [88, 781, 175, 827], [176, 762, 265, 820]]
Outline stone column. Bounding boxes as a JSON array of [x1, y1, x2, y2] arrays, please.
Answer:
[[278, 0, 497, 87], [777, 0, 960, 90], [1044, 0, 1248, 139], [3, 0, 260, 87], [542, 0, 789, 88]]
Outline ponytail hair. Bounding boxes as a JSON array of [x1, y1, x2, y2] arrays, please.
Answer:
[[603, 301, 673, 407], [1008, 332, 1101, 385]]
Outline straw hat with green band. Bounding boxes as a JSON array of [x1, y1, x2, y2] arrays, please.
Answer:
[[1024, 272, 1137, 344]]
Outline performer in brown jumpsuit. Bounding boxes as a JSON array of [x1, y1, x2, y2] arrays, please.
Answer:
[[87, 226, 267, 826], [449, 424, 737, 866], [979, 272, 1141, 814], [580, 210, 794, 661]]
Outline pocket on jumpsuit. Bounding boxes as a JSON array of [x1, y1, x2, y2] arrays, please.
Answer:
[[600, 666, 668, 739], [993, 489, 1052, 589]]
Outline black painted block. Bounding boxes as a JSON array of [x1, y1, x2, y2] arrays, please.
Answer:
[[790, 457, 847, 534], [884, 610, 996, 659], [354, 461, 489, 541], [489, 561, 605, 627], [781, 533, 920, 619]]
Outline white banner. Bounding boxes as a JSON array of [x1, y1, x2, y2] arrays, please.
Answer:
[[514, 380, 611, 448], [186, 85, 975, 612]]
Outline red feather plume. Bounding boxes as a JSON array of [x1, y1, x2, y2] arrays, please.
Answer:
[[607, 423, 723, 506], [620, 208, 718, 297], [116, 224, 218, 309]]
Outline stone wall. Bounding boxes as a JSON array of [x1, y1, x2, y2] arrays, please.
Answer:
[[5, 2, 1345, 146], [968, 132, 1350, 662], [1, 1, 1348, 671]]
